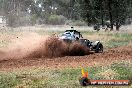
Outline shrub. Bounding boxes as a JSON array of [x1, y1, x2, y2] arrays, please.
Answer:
[[73, 20, 87, 26], [65, 20, 73, 25], [65, 20, 87, 26], [30, 14, 37, 25], [48, 15, 67, 25], [7, 12, 36, 27]]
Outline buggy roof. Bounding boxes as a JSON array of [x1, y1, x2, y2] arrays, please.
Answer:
[[65, 30, 80, 34]]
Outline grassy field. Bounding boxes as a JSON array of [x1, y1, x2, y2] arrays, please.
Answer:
[[0, 27, 132, 88], [0, 60, 131, 88], [0, 29, 132, 49]]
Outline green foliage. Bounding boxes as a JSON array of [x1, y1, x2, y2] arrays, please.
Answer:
[[79, 0, 132, 29], [48, 15, 67, 25], [0, 0, 132, 27]]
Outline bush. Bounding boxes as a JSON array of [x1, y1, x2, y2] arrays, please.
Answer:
[[65, 20, 87, 26], [7, 12, 35, 27], [30, 14, 38, 25], [65, 20, 73, 25], [48, 15, 67, 25], [73, 20, 87, 26]]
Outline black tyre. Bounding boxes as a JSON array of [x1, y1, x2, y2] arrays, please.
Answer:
[[79, 39, 91, 47], [79, 77, 91, 86], [95, 43, 103, 53]]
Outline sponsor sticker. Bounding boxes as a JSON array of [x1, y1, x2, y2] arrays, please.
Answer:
[[79, 68, 131, 86]]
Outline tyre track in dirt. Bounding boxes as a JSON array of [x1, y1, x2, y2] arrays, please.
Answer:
[[0, 46, 131, 71]]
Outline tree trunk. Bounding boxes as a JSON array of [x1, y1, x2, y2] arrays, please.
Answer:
[[100, 0, 104, 27], [101, 9, 104, 27], [108, 0, 113, 31], [101, 14, 104, 27], [115, 22, 120, 31]]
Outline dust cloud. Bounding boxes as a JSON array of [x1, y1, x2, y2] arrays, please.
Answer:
[[0, 33, 89, 60]]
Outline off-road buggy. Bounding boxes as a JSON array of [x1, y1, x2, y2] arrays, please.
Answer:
[[59, 28, 103, 53]]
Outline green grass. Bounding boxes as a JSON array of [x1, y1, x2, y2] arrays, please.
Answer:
[[0, 73, 21, 88], [101, 32, 132, 48], [111, 61, 132, 80], [107, 40, 129, 48], [0, 61, 131, 88]]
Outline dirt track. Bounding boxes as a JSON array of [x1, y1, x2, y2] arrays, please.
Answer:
[[0, 32, 131, 71], [0, 46, 131, 71]]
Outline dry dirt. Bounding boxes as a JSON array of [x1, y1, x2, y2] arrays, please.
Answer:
[[0, 46, 131, 71], [0, 32, 131, 71]]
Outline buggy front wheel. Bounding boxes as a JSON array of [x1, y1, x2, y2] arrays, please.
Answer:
[[95, 43, 103, 53]]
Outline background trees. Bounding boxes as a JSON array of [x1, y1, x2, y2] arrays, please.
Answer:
[[0, 0, 132, 30]]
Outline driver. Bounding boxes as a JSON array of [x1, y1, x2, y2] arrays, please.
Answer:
[[70, 27, 76, 39]]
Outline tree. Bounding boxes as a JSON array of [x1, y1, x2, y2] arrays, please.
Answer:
[[0, 0, 132, 28], [0, 0, 34, 27], [79, 0, 132, 30]]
